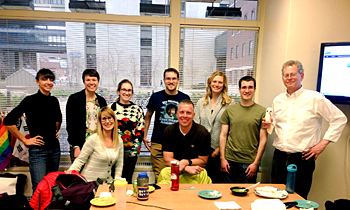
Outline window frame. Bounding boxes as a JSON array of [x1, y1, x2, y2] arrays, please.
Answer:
[[0, 1, 263, 156]]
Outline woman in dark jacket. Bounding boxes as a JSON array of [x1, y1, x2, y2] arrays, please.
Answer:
[[66, 69, 107, 162]]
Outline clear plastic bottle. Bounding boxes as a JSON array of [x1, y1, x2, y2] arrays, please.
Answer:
[[170, 160, 179, 191], [133, 180, 137, 197], [114, 178, 128, 209], [137, 172, 149, 200], [286, 164, 297, 193]]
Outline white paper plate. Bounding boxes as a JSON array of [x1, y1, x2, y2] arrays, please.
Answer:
[[254, 186, 288, 199]]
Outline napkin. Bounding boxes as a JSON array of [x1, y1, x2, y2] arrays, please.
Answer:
[[251, 199, 286, 210], [99, 192, 112, 197], [214, 201, 241, 209]]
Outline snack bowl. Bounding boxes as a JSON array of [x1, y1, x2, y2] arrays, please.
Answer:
[[230, 187, 249, 196]]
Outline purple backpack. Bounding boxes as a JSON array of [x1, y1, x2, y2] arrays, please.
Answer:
[[50, 174, 96, 210]]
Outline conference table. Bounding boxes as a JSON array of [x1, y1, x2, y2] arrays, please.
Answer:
[[90, 183, 306, 210]]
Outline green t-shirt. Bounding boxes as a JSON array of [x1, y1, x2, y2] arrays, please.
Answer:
[[220, 103, 266, 163]]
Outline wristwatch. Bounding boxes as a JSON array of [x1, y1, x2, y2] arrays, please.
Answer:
[[187, 159, 192, 166]]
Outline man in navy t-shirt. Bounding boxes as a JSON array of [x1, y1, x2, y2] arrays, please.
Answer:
[[143, 68, 190, 182]]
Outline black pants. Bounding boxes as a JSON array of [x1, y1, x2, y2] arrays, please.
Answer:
[[271, 149, 315, 199], [69, 145, 76, 163], [122, 148, 138, 184], [205, 150, 222, 183]]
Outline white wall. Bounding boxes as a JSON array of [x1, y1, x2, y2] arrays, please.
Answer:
[[257, 0, 350, 209]]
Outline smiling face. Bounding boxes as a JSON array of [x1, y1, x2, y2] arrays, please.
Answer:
[[282, 64, 304, 94], [164, 71, 179, 93], [177, 102, 195, 129], [117, 82, 133, 104], [210, 75, 224, 94], [36, 76, 54, 95], [100, 112, 115, 131], [239, 80, 256, 103], [84, 75, 99, 93]]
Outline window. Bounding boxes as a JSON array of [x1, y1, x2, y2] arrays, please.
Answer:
[[1, 1, 260, 159], [87, 54, 97, 69], [0, 19, 169, 156], [242, 43, 246, 57], [31, 0, 259, 20], [251, 10, 256, 20], [182, 0, 258, 20], [180, 28, 258, 103], [86, 36, 96, 44], [249, 40, 254, 55], [141, 38, 152, 47], [34, 0, 64, 4], [140, 56, 152, 86]]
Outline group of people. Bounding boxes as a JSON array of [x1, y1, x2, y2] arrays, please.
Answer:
[[155, 70, 266, 186], [66, 71, 145, 185], [4, 69, 145, 193], [3, 60, 347, 200]]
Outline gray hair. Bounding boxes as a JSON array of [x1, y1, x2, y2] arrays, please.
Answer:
[[281, 60, 304, 75]]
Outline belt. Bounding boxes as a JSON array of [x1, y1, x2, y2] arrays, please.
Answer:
[[276, 149, 302, 156]]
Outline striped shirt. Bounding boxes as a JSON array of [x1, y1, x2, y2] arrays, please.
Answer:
[[69, 133, 124, 182]]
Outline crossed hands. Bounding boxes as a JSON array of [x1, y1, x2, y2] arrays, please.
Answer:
[[179, 159, 203, 175], [184, 166, 204, 175]]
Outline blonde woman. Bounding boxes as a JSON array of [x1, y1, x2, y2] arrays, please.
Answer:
[[194, 71, 233, 183], [69, 106, 123, 182]]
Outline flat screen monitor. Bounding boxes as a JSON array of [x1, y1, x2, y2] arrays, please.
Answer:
[[317, 42, 350, 104]]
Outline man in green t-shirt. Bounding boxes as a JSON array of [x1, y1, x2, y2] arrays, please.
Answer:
[[219, 76, 268, 183]]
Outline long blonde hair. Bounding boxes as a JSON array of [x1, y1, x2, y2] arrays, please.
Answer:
[[204, 71, 232, 106], [97, 106, 119, 150]]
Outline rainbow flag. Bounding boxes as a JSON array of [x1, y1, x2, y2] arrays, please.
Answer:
[[0, 120, 12, 171]]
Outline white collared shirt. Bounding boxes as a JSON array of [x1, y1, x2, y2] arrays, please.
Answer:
[[272, 87, 347, 153]]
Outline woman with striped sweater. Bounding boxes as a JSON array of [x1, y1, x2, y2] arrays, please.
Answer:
[[69, 106, 123, 183]]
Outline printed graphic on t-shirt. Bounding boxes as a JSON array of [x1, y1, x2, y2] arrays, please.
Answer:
[[160, 100, 179, 125]]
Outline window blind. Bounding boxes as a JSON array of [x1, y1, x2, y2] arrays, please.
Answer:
[[179, 27, 258, 104], [0, 19, 169, 156]]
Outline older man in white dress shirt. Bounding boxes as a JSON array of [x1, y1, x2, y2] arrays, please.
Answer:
[[270, 60, 347, 199]]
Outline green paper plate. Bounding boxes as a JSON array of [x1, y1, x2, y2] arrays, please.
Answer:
[[292, 199, 319, 208], [198, 190, 222, 199]]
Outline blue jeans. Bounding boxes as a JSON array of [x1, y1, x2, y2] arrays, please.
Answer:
[[221, 160, 257, 183], [271, 149, 315, 199], [29, 147, 61, 193]]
